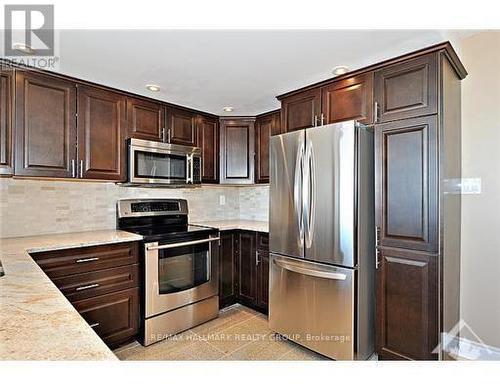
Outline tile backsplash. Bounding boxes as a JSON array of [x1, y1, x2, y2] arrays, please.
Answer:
[[0, 178, 269, 238]]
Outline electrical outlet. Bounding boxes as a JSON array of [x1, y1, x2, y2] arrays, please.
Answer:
[[219, 195, 226, 205], [461, 178, 482, 194]]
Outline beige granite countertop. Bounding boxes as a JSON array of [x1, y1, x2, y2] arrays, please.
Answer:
[[0, 230, 142, 360], [192, 219, 269, 233]]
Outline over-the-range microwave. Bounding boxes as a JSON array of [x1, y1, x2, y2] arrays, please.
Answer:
[[126, 138, 201, 187]]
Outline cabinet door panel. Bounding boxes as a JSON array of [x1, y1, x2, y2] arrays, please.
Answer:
[[77, 86, 126, 180], [219, 118, 255, 184], [0, 70, 13, 175], [374, 53, 437, 122], [375, 116, 438, 252], [255, 111, 280, 183], [15, 71, 76, 177], [127, 97, 164, 141], [168, 107, 196, 146], [256, 251, 269, 311], [237, 231, 256, 305], [219, 232, 237, 308], [321, 73, 373, 125], [376, 248, 438, 360], [197, 115, 218, 183], [281, 89, 321, 132]]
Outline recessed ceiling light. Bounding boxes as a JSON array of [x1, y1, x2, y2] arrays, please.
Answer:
[[145, 84, 161, 92], [332, 66, 349, 76], [222, 106, 234, 112], [13, 43, 34, 54]]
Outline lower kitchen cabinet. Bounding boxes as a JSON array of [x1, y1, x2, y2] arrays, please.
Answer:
[[219, 231, 237, 308], [376, 247, 438, 360], [31, 241, 141, 349], [73, 287, 140, 348], [218, 230, 269, 314]]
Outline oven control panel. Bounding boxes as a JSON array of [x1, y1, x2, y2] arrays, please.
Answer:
[[131, 201, 179, 213], [118, 199, 188, 218]]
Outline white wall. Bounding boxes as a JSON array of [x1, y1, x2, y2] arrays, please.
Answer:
[[460, 31, 500, 348]]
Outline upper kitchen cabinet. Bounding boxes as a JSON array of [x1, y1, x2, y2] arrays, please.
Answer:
[[280, 88, 321, 132], [166, 107, 197, 146], [374, 53, 437, 123], [14, 71, 77, 178], [255, 110, 281, 183], [77, 85, 127, 181], [126, 97, 165, 142], [219, 117, 255, 185], [0, 70, 14, 176], [375, 115, 438, 253], [321, 73, 374, 125], [196, 114, 219, 183]]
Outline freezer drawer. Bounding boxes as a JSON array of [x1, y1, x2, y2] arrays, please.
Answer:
[[269, 253, 355, 360]]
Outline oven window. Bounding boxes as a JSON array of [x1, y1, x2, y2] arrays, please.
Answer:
[[158, 242, 210, 294], [135, 150, 186, 180]]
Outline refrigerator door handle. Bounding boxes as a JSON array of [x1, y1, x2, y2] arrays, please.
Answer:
[[304, 139, 315, 249], [273, 258, 347, 281], [293, 141, 305, 248]]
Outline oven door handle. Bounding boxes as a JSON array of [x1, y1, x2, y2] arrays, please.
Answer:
[[145, 236, 220, 251]]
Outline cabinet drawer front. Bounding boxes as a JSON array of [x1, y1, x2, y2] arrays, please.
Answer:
[[374, 53, 437, 123], [32, 242, 139, 278], [73, 288, 139, 347], [256, 232, 269, 252], [52, 264, 139, 302]]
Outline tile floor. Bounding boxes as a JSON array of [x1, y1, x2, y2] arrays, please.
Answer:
[[114, 304, 327, 361]]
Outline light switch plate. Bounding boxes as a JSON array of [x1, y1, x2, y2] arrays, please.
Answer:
[[461, 178, 482, 194], [219, 195, 226, 205]]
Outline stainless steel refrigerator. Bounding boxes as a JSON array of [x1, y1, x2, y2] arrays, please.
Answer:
[[269, 120, 375, 360]]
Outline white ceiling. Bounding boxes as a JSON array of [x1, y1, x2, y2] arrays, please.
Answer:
[[53, 29, 475, 115]]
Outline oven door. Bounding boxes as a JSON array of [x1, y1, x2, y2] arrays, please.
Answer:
[[144, 235, 219, 318], [130, 144, 188, 185]]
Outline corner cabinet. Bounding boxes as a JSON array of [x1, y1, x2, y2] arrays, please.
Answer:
[[197, 114, 219, 183], [219, 117, 255, 184], [0, 69, 14, 176], [14, 71, 77, 178], [255, 110, 281, 183], [77, 85, 126, 181]]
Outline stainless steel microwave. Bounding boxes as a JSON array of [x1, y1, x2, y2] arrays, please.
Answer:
[[127, 138, 201, 186]]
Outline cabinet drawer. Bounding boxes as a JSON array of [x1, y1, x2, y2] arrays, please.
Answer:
[[32, 242, 139, 278], [256, 233, 269, 252], [51, 264, 139, 302], [73, 287, 139, 347]]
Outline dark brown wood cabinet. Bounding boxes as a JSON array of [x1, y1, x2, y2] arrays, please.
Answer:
[[167, 107, 197, 146], [237, 231, 257, 305], [255, 110, 281, 183], [14, 71, 77, 178], [31, 241, 141, 348], [280, 88, 321, 132], [0, 70, 13, 176], [321, 73, 374, 125], [126, 97, 164, 142], [219, 117, 255, 184], [77, 85, 126, 181], [219, 231, 237, 309], [375, 115, 438, 253], [374, 53, 438, 123], [197, 115, 219, 183], [255, 233, 269, 311], [376, 247, 438, 360]]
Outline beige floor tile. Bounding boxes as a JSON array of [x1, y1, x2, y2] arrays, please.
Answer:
[[279, 343, 327, 361], [221, 338, 292, 360], [158, 340, 224, 360]]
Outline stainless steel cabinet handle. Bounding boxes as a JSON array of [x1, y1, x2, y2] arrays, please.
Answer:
[[71, 159, 76, 178], [375, 226, 380, 269], [255, 251, 260, 266], [167, 128, 172, 143], [160, 128, 165, 141], [274, 259, 347, 281], [75, 257, 99, 263], [320, 113, 324, 126], [89, 323, 100, 328], [76, 283, 99, 291], [79, 160, 84, 178], [146, 236, 220, 251], [374, 101, 379, 123]]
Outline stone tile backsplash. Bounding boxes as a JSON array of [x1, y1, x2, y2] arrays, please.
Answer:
[[0, 178, 269, 238]]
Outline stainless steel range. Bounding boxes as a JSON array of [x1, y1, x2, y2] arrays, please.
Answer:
[[117, 199, 219, 346]]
